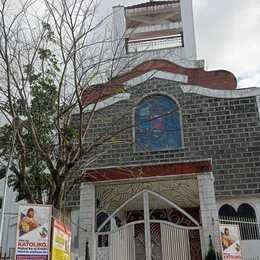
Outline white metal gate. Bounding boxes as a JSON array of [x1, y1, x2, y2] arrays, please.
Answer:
[[110, 224, 135, 260], [96, 190, 202, 260], [160, 221, 193, 260]]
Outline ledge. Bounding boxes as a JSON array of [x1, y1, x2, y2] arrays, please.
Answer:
[[181, 84, 260, 99]]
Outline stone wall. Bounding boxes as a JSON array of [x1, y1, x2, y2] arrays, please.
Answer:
[[65, 78, 260, 207], [79, 184, 95, 259]]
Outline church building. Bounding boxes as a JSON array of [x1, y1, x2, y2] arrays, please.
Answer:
[[66, 1, 260, 259]]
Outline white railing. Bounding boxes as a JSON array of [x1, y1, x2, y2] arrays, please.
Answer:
[[219, 216, 260, 241], [127, 34, 183, 53], [125, 2, 180, 16], [219, 216, 260, 260]]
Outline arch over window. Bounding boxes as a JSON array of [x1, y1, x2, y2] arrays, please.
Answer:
[[219, 204, 237, 217], [219, 203, 259, 240], [237, 203, 257, 219], [237, 203, 259, 240], [96, 212, 122, 248], [135, 95, 182, 151], [97, 212, 111, 232], [97, 212, 110, 248]]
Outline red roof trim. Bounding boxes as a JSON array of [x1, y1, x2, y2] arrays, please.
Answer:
[[82, 160, 212, 182], [111, 59, 237, 90], [82, 59, 237, 106]]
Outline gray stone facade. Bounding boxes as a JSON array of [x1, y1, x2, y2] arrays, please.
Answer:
[[66, 78, 260, 207]]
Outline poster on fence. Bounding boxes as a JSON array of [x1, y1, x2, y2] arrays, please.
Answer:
[[51, 218, 71, 260], [219, 224, 242, 260], [15, 204, 52, 260]]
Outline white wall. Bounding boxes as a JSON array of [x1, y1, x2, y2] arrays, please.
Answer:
[[180, 0, 197, 59], [0, 178, 23, 256]]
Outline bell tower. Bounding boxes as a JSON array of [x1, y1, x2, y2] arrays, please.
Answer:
[[112, 0, 197, 62]]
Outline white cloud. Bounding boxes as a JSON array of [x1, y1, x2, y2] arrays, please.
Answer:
[[193, 0, 260, 87], [238, 72, 260, 88]]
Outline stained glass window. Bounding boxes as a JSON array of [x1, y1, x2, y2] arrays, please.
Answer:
[[135, 95, 182, 151]]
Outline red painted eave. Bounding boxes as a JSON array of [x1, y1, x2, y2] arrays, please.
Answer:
[[82, 59, 237, 106], [82, 160, 212, 182]]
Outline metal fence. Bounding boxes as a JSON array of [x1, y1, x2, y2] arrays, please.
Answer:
[[126, 33, 184, 53], [220, 216, 260, 240], [219, 216, 260, 260]]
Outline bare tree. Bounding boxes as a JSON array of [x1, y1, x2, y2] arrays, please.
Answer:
[[0, 0, 179, 209], [0, 0, 133, 208]]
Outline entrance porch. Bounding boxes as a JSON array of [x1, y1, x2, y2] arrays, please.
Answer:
[[79, 161, 220, 260]]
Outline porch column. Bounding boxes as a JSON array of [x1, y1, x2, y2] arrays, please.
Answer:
[[79, 183, 96, 260], [143, 191, 152, 260], [197, 172, 220, 257]]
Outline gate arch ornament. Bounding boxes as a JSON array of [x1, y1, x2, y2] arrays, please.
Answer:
[[95, 189, 202, 260]]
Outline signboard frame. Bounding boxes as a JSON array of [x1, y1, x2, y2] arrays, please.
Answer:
[[219, 224, 243, 260], [15, 204, 52, 260], [51, 218, 71, 260]]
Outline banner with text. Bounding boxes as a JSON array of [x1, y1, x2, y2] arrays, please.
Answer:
[[219, 224, 242, 260], [51, 218, 71, 260], [15, 205, 52, 260]]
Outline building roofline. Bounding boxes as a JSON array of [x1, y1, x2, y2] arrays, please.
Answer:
[[125, 1, 179, 10]]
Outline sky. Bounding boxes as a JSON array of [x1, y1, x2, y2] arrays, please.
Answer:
[[101, 0, 260, 88]]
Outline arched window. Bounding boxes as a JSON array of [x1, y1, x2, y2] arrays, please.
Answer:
[[237, 203, 257, 219], [135, 95, 182, 151], [97, 212, 111, 232], [97, 212, 110, 248], [96, 212, 122, 248], [219, 204, 237, 218], [237, 203, 259, 240], [219, 203, 259, 240]]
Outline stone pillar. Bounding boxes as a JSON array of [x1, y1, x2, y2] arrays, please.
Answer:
[[112, 6, 126, 58], [197, 172, 220, 257], [79, 183, 96, 260], [180, 0, 197, 59], [111, 5, 127, 78]]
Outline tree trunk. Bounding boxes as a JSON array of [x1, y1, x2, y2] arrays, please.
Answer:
[[52, 179, 65, 209]]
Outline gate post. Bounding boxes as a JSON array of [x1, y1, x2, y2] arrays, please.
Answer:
[[143, 191, 152, 260], [79, 183, 96, 260], [197, 173, 220, 257]]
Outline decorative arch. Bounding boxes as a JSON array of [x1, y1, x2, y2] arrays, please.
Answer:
[[237, 203, 257, 219], [219, 203, 260, 240], [97, 189, 200, 233], [218, 204, 237, 217], [238, 203, 259, 240], [96, 212, 110, 248], [96, 212, 111, 232], [96, 211, 122, 248], [134, 94, 183, 152]]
